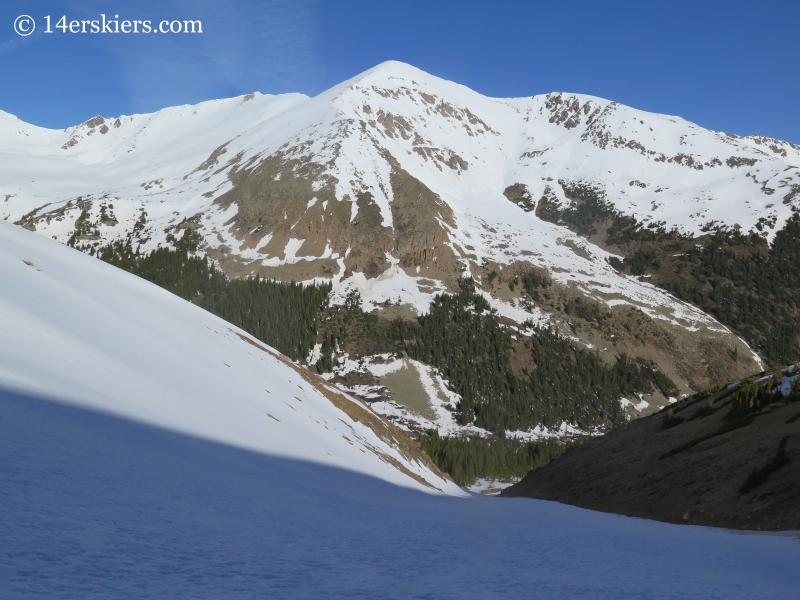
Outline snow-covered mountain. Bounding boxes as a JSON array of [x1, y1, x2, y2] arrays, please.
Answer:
[[3, 60, 791, 420], [4, 62, 796, 309], [4, 64, 800, 597], [0, 218, 459, 494]]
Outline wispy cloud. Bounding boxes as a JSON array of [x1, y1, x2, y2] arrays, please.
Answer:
[[0, 33, 38, 57], [58, 0, 322, 114]]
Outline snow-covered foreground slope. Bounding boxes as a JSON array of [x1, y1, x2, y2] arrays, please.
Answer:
[[0, 219, 458, 494], [1, 221, 799, 598], [2, 387, 799, 598]]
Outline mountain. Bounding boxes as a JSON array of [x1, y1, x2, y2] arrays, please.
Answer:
[[503, 365, 800, 530], [0, 218, 458, 494], [2, 219, 800, 598], [4, 60, 799, 444]]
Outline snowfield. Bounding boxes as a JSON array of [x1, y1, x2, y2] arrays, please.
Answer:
[[1, 211, 799, 598]]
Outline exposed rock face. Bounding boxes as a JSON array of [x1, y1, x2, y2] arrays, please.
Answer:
[[503, 184, 536, 212], [211, 144, 459, 283], [385, 153, 459, 278]]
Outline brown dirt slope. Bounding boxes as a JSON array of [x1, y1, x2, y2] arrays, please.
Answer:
[[501, 366, 800, 531], [210, 144, 460, 285]]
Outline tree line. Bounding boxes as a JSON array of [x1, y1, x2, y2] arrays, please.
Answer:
[[537, 179, 800, 365], [661, 215, 800, 365], [93, 235, 663, 484], [419, 431, 570, 486]]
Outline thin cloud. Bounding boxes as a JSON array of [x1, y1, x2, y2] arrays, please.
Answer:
[[0, 34, 37, 57], [54, 0, 322, 114]]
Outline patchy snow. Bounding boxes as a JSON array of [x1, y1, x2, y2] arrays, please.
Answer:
[[324, 355, 489, 437], [330, 254, 448, 314], [778, 365, 800, 396], [477, 288, 550, 325], [620, 396, 651, 412], [324, 353, 600, 442], [507, 422, 602, 441], [780, 374, 799, 396], [467, 478, 518, 495]]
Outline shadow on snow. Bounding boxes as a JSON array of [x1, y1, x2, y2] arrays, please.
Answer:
[[1, 388, 798, 599]]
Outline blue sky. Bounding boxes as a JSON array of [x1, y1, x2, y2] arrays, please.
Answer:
[[1, 0, 798, 142]]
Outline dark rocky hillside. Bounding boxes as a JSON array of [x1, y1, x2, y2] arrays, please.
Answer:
[[502, 365, 800, 531]]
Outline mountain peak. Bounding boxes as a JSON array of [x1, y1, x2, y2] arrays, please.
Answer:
[[352, 60, 431, 82]]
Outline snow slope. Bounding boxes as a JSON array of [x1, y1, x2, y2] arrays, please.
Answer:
[[0, 219, 459, 494], [3, 62, 798, 239]]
